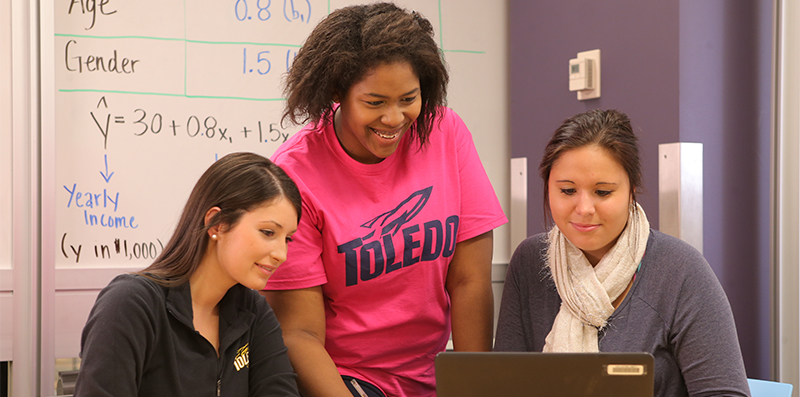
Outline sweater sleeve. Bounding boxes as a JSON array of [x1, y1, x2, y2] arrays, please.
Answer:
[[247, 294, 300, 396], [74, 275, 160, 397], [494, 236, 540, 351], [668, 246, 750, 397]]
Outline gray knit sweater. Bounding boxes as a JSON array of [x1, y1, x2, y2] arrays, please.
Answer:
[[495, 230, 750, 397]]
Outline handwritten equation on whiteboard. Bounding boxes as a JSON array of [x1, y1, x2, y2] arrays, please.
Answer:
[[89, 98, 290, 149], [54, 0, 325, 267]]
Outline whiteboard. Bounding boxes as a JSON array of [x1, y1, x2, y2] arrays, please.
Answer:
[[1, 0, 12, 272], [53, 0, 509, 270], [1, 0, 14, 361]]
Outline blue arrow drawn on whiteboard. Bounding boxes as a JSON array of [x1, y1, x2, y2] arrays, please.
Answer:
[[100, 154, 114, 183]]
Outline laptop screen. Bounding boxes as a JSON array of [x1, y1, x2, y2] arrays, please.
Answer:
[[435, 351, 654, 397]]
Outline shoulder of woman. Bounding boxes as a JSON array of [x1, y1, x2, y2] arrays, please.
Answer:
[[96, 273, 165, 308], [646, 230, 707, 267], [436, 106, 464, 128], [519, 232, 549, 253], [228, 287, 281, 331], [82, 275, 167, 339], [271, 121, 325, 162], [107, 273, 162, 291], [508, 233, 549, 270], [641, 230, 725, 297], [227, 284, 271, 312]]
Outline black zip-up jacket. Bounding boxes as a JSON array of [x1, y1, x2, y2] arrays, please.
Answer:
[[74, 274, 300, 396]]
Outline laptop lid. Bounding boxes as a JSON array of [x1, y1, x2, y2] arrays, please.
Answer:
[[435, 351, 654, 397]]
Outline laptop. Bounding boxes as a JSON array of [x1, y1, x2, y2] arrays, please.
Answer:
[[435, 351, 654, 397]]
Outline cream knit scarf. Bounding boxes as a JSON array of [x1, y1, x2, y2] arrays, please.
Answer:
[[543, 202, 650, 352]]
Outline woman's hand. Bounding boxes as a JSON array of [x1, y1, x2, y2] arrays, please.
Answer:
[[261, 287, 353, 397]]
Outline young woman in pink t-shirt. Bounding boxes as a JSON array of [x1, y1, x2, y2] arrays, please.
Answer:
[[261, 3, 507, 397]]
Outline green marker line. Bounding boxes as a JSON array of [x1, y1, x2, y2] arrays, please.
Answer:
[[55, 33, 300, 47], [59, 89, 185, 97], [434, 2, 486, 55], [443, 49, 486, 54], [56, 33, 185, 42], [183, 0, 188, 96], [438, 0, 444, 50], [58, 88, 285, 102], [184, 95, 285, 101], [187, 39, 301, 47]]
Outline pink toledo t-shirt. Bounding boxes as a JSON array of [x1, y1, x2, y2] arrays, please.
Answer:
[[267, 107, 507, 397]]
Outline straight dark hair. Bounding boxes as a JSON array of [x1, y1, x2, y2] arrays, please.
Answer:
[[539, 109, 643, 225], [138, 152, 301, 287]]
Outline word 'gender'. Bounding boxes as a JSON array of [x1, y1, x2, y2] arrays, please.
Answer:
[[65, 40, 139, 74]]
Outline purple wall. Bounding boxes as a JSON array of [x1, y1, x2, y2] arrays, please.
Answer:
[[509, 0, 771, 379], [678, 0, 773, 379], [509, 0, 680, 231]]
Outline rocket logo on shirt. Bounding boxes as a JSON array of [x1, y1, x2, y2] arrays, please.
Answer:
[[234, 344, 249, 371], [337, 186, 459, 286]]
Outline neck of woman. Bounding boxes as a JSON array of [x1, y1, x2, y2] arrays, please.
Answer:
[[189, 257, 234, 313]]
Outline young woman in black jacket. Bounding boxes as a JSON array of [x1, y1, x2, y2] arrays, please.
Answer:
[[75, 152, 302, 397]]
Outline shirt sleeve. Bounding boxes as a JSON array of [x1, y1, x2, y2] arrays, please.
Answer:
[[247, 294, 300, 396], [669, 247, 751, 396], [266, 147, 329, 290], [74, 275, 159, 397]]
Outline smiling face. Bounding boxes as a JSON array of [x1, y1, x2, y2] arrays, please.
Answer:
[[334, 61, 422, 164], [212, 197, 298, 290], [548, 144, 632, 266]]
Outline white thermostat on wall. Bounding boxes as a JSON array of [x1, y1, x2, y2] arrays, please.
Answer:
[[569, 58, 593, 91], [568, 49, 601, 100]]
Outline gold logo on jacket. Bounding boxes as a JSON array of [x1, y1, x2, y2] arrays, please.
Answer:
[[234, 344, 249, 371]]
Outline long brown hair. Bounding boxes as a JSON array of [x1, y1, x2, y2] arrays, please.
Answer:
[[139, 152, 301, 287], [282, 2, 449, 146]]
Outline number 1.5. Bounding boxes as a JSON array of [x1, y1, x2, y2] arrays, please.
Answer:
[[243, 48, 271, 75]]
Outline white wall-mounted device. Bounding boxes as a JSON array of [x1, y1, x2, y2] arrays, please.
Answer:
[[658, 142, 703, 254], [568, 49, 601, 100], [569, 58, 592, 91]]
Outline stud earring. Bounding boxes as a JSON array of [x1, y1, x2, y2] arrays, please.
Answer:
[[211, 234, 217, 240]]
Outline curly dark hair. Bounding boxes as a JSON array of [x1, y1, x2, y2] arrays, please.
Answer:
[[539, 109, 643, 223], [282, 2, 449, 146]]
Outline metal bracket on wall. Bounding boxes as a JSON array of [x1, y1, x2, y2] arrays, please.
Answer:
[[658, 142, 703, 253], [510, 157, 528, 254]]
